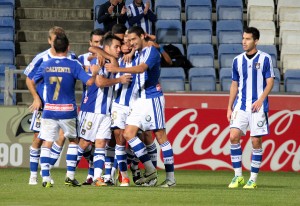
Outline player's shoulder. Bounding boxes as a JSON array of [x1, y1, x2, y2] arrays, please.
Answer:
[[258, 50, 272, 60]]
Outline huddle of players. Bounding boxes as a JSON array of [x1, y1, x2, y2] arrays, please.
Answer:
[[26, 24, 176, 188]]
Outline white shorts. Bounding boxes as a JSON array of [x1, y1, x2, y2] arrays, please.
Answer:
[[39, 118, 77, 142], [77, 111, 111, 141], [126, 96, 165, 131], [111, 102, 130, 129], [29, 110, 42, 132], [230, 109, 269, 137]]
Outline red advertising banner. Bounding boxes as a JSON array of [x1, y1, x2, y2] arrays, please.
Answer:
[[79, 94, 300, 172], [163, 108, 300, 172]]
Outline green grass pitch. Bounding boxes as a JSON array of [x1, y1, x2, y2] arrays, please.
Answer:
[[0, 168, 299, 206]]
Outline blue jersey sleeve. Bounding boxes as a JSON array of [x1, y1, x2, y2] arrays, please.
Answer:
[[33, 62, 45, 84], [144, 46, 161, 70], [232, 58, 239, 82], [73, 62, 91, 84]]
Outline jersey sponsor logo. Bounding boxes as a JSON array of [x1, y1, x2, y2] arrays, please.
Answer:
[[44, 103, 74, 111]]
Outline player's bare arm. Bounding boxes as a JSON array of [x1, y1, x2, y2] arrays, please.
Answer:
[[227, 81, 238, 122], [26, 77, 42, 112], [105, 62, 148, 74], [95, 74, 132, 88]]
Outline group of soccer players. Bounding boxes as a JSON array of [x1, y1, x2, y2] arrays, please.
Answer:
[[25, 24, 176, 188]]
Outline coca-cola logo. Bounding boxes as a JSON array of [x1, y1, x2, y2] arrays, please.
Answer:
[[156, 109, 300, 172]]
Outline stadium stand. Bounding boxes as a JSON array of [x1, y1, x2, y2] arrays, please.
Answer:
[[218, 44, 243, 69], [219, 67, 232, 92], [155, 20, 182, 44], [0, 41, 15, 65], [188, 67, 216, 91], [0, 0, 14, 17], [277, 0, 300, 27], [185, 0, 212, 21], [247, 0, 274, 22], [280, 45, 300, 73], [284, 69, 300, 92], [272, 67, 281, 93], [216, 0, 243, 21], [160, 67, 185, 92], [216, 20, 243, 45], [257, 45, 278, 68], [185, 20, 212, 45], [0, 16, 14, 41], [0, 64, 16, 104], [187, 44, 214, 68], [248, 20, 276, 45], [93, 0, 106, 29], [155, 0, 181, 20]]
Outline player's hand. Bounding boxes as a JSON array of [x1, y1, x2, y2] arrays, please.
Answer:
[[144, 1, 150, 14], [97, 55, 106, 67], [252, 100, 263, 113], [227, 108, 232, 122], [108, 5, 114, 14], [90, 64, 100, 75], [147, 40, 160, 49], [105, 63, 119, 73], [87, 53, 97, 62], [122, 53, 133, 63], [120, 74, 132, 84], [121, 6, 127, 15], [29, 98, 42, 113]]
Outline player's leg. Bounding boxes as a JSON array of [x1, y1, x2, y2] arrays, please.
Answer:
[[28, 110, 42, 185], [243, 111, 267, 189], [49, 129, 65, 169], [154, 129, 176, 188], [228, 110, 249, 188], [228, 128, 244, 188], [29, 132, 42, 185], [114, 128, 130, 186], [104, 138, 116, 185], [123, 125, 157, 185], [39, 118, 59, 188], [60, 118, 81, 187], [93, 114, 112, 186], [243, 136, 262, 189], [143, 131, 157, 168]]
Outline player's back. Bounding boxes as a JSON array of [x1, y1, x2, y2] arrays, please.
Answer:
[[37, 57, 84, 119]]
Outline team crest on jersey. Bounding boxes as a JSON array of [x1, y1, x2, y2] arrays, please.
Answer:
[[112, 111, 117, 120], [145, 115, 151, 122], [55, 60, 60, 64], [81, 129, 86, 135], [255, 62, 260, 70]]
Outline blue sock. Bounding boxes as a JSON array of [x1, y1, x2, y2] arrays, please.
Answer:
[[230, 143, 242, 177], [160, 141, 175, 180], [66, 144, 78, 180], [29, 146, 40, 177], [49, 142, 62, 167], [146, 142, 157, 168]]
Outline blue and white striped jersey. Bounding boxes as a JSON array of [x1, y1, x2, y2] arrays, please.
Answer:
[[113, 57, 138, 106], [135, 46, 163, 99], [80, 58, 114, 114], [126, 3, 155, 34], [78, 52, 91, 67], [24, 49, 77, 104], [33, 57, 91, 119], [232, 50, 275, 112]]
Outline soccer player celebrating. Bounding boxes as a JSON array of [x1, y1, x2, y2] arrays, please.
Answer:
[[31, 34, 100, 187], [77, 33, 131, 187], [106, 26, 176, 187], [25, 26, 76, 185], [227, 27, 274, 189]]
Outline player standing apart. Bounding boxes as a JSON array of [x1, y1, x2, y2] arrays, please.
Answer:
[[227, 27, 274, 189]]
